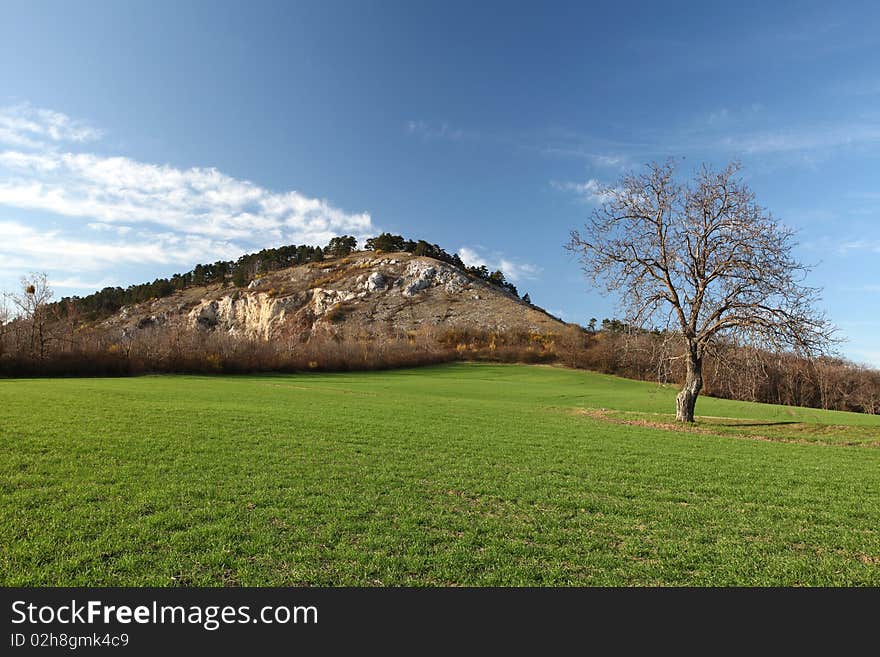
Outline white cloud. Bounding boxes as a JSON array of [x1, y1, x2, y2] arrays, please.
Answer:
[[0, 150, 372, 243], [837, 239, 880, 254], [0, 103, 102, 149], [0, 103, 375, 281], [704, 104, 764, 127], [802, 235, 880, 256], [590, 154, 627, 168], [540, 146, 629, 169], [87, 222, 133, 235], [458, 246, 540, 283], [707, 108, 731, 125], [551, 178, 616, 204], [406, 120, 467, 141], [718, 123, 880, 154], [48, 276, 118, 291], [0, 220, 242, 273]]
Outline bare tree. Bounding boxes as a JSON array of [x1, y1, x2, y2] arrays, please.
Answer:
[[853, 367, 880, 415], [9, 272, 55, 360], [0, 294, 9, 360], [566, 160, 835, 422]]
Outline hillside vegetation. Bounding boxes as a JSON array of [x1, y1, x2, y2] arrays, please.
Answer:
[[2, 363, 878, 586], [3, 235, 880, 415], [53, 234, 519, 322]]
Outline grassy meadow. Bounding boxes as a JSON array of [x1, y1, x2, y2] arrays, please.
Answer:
[[2, 363, 879, 586]]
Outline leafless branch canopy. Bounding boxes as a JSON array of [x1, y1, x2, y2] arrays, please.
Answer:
[[566, 160, 835, 359]]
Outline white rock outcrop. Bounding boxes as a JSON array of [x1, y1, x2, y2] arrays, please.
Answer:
[[401, 260, 469, 297], [443, 272, 469, 293], [402, 262, 437, 296], [188, 292, 303, 340], [310, 288, 357, 315]]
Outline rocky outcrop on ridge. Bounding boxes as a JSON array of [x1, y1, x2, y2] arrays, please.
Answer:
[[103, 252, 566, 343]]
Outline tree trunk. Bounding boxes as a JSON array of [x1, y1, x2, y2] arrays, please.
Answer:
[[676, 345, 703, 423]]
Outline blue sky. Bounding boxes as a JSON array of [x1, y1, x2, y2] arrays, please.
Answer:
[[1, 1, 879, 364]]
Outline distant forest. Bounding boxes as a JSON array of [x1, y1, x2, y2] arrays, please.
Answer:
[[54, 233, 521, 321]]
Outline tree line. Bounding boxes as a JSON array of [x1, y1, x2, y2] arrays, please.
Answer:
[[556, 326, 880, 416], [55, 243, 328, 321]]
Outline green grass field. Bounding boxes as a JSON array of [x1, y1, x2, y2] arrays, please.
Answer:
[[2, 363, 879, 586]]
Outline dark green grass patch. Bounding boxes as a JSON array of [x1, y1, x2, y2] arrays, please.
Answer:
[[2, 363, 879, 585]]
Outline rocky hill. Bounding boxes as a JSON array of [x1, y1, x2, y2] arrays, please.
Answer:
[[101, 251, 566, 344]]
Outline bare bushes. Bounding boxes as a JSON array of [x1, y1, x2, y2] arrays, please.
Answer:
[[2, 316, 880, 415], [434, 327, 558, 364], [0, 323, 454, 376]]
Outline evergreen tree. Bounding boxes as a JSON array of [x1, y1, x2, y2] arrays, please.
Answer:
[[325, 235, 357, 257], [233, 267, 248, 287], [365, 233, 406, 252]]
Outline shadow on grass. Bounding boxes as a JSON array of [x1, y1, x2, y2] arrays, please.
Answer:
[[577, 407, 880, 447]]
